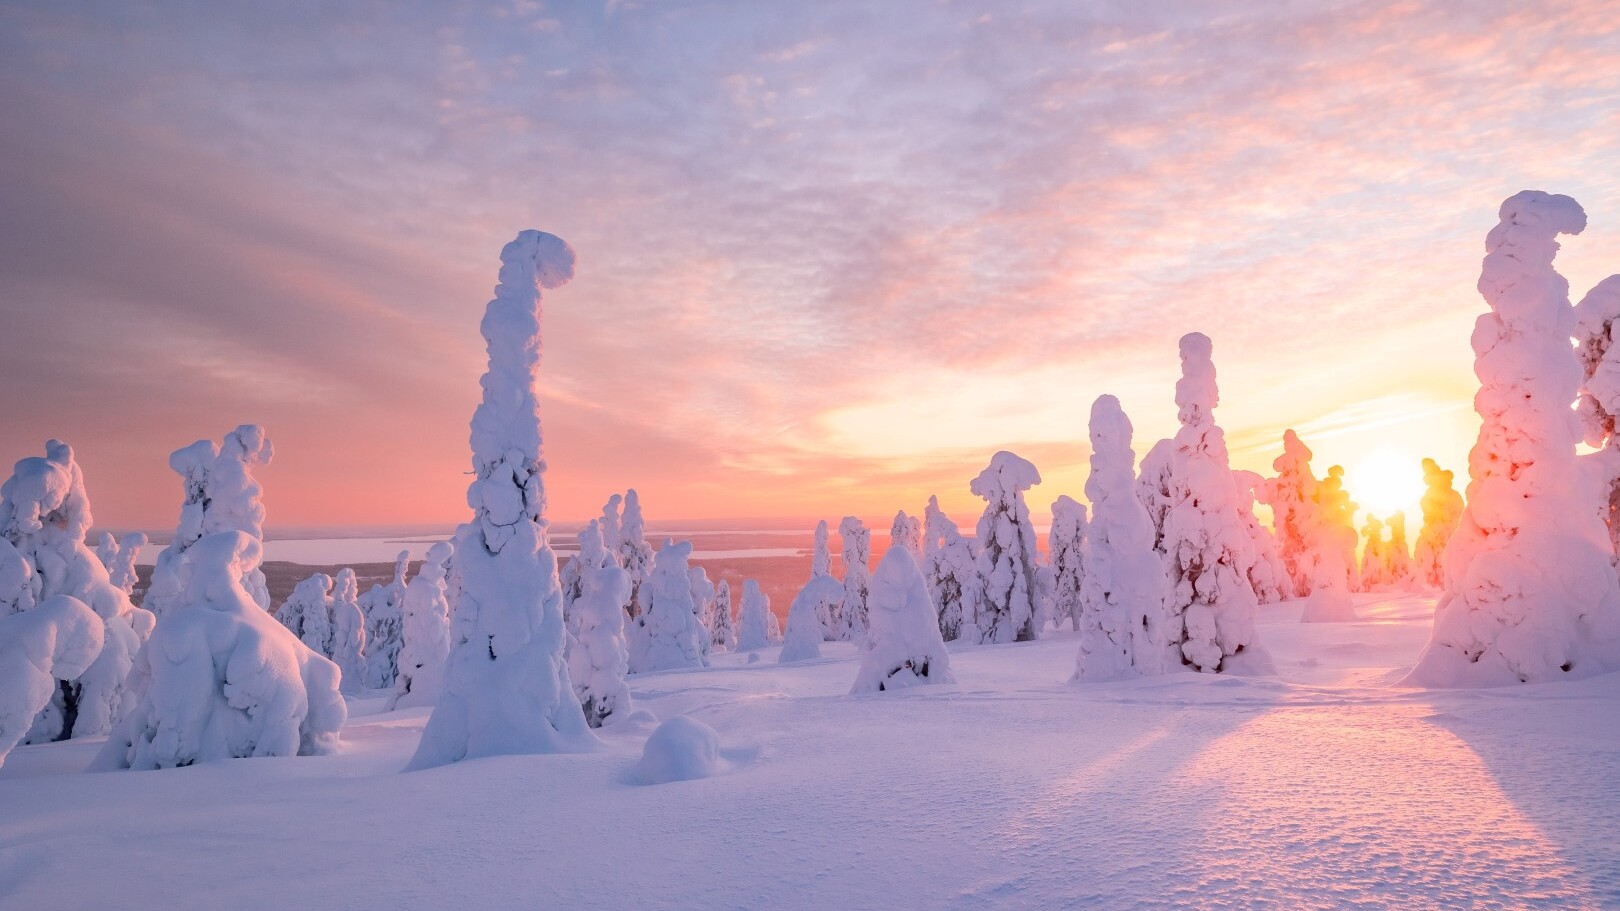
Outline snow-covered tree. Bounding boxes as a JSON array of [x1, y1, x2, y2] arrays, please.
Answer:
[[277, 572, 332, 652], [810, 519, 841, 638], [95, 531, 346, 769], [1256, 430, 1318, 598], [710, 578, 735, 651], [143, 426, 275, 615], [969, 451, 1042, 644], [1573, 274, 1620, 556], [361, 551, 409, 690], [99, 532, 146, 597], [599, 493, 624, 563], [1413, 458, 1463, 589], [890, 510, 922, 563], [0, 440, 153, 742], [736, 579, 778, 651], [389, 542, 452, 710], [922, 496, 980, 642], [851, 547, 955, 693], [781, 575, 837, 663], [1135, 333, 1260, 673], [1232, 470, 1288, 605], [568, 564, 633, 727], [618, 489, 655, 617], [1386, 512, 1414, 589], [628, 539, 709, 673], [687, 564, 716, 662], [1411, 192, 1620, 685], [405, 230, 594, 770], [1315, 465, 1359, 591], [329, 568, 367, 694], [1075, 395, 1162, 680], [562, 519, 612, 622], [1047, 496, 1086, 632], [1357, 516, 1386, 592], [838, 517, 871, 643], [0, 596, 103, 769]]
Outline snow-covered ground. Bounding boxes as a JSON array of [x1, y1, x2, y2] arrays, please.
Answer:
[[3, 594, 1617, 910]]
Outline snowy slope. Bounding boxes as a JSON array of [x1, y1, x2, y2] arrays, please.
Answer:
[[2, 594, 1617, 910]]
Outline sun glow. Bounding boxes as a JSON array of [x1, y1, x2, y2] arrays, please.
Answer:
[[1345, 446, 1426, 520]]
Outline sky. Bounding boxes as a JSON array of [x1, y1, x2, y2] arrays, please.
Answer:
[[2, 0, 1619, 532]]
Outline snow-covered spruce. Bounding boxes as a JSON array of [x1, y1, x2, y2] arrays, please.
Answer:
[[0, 440, 153, 741], [1357, 516, 1386, 591], [329, 569, 367, 694], [1314, 465, 1360, 591], [1411, 192, 1620, 686], [143, 426, 275, 615], [1386, 512, 1415, 589], [781, 568, 842, 664], [618, 489, 655, 617], [389, 542, 453, 710], [1232, 470, 1288, 605], [1256, 430, 1318, 598], [890, 510, 923, 563], [1075, 394, 1163, 680], [1573, 274, 1620, 558], [735, 579, 778, 651], [922, 496, 980, 642], [94, 531, 347, 769], [361, 551, 408, 689], [104, 532, 146, 597], [969, 451, 1042, 645], [811, 519, 841, 638], [277, 572, 333, 655], [851, 547, 955, 693], [562, 519, 612, 636], [568, 564, 633, 727], [0, 596, 103, 769], [687, 565, 716, 663], [627, 539, 709, 673], [1047, 496, 1086, 633], [1414, 458, 1464, 588], [838, 517, 871, 643], [1135, 334, 1260, 673], [710, 578, 736, 650], [405, 230, 594, 770]]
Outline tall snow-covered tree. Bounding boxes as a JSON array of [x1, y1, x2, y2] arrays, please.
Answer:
[[1411, 192, 1620, 685], [736, 579, 778, 651], [1315, 465, 1359, 592], [1075, 395, 1163, 680], [0, 596, 103, 769], [1135, 333, 1260, 673], [568, 564, 633, 727], [1385, 512, 1414, 589], [0, 440, 153, 742], [329, 568, 367, 694], [1257, 430, 1319, 598], [361, 551, 409, 689], [628, 539, 709, 673], [922, 496, 979, 642], [618, 489, 655, 617], [781, 574, 838, 663], [969, 451, 1042, 644], [851, 548, 955, 693], [389, 542, 453, 710], [1572, 274, 1620, 557], [405, 230, 595, 770], [1047, 496, 1087, 633], [1413, 458, 1463, 589], [95, 531, 347, 769], [811, 519, 840, 637], [890, 510, 923, 563], [1232, 470, 1288, 605], [144, 426, 274, 615], [710, 578, 736, 650], [687, 564, 716, 663], [1357, 516, 1386, 592], [838, 517, 871, 643]]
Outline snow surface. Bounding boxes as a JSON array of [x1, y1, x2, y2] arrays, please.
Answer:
[[6, 591, 1617, 909]]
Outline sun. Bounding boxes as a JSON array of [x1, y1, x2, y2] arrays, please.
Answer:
[[1345, 446, 1426, 520]]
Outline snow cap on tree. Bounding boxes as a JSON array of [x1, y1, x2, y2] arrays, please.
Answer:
[[407, 230, 594, 770], [1411, 192, 1620, 685], [851, 547, 955, 693]]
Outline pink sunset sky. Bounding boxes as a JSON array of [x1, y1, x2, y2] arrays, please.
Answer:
[[3, 1, 1619, 531]]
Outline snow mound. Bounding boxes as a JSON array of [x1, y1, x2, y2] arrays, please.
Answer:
[[1299, 589, 1357, 623], [631, 715, 725, 785]]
